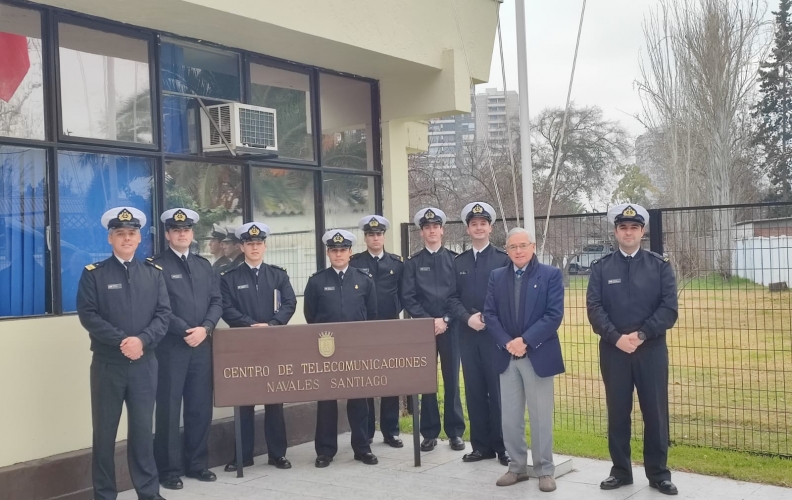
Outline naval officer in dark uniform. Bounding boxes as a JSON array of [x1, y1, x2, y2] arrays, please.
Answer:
[[587, 203, 679, 496], [349, 215, 405, 448], [209, 224, 231, 271], [304, 229, 378, 468], [401, 207, 466, 452], [448, 202, 511, 466], [77, 207, 170, 500], [220, 222, 297, 471], [150, 208, 222, 490], [218, 228, 244, 273]]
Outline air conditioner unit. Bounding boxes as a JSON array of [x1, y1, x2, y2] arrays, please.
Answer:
[[200, 102, 278, 154]]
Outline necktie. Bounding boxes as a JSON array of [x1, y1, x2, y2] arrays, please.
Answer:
[[339, 271, 344, 281], [475, 252, 479, 261], [181, 254, 191, 275], [123, 261, 130, 282], [123, 261, 130, 268], [253, 267, 259, 290], [515, 269, 524, 278]]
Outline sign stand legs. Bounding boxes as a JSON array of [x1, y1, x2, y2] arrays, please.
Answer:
[[234, 406, 244, 478], [411, 394, 421, 467]]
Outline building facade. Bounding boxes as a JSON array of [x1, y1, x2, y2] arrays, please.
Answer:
[[0, 0, 499, 496]]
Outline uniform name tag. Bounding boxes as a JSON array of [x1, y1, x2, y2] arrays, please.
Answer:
[[237, 284, 249, 289], [608, 279, 621, 284], [419, 267, 430, 271], [171, 274, 183, 279], [459, 271, 468, 275], [107, 283, 122, 289], [324, 286, 336, 291]]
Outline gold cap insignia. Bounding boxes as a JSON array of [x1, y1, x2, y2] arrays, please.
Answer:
[[623, 206, 637, 217], [369, 218, 379, 227], [424, 209, 435, 220], [472, 204, 484, 214], [333, 233, 344, 243], [174, 210, 187, 222], [318, 331, 335, 357], [118, 209, 133, 221], [249, 225, 261, 236]]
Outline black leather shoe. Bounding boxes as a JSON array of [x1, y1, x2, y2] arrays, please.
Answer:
[[315, 455, 333, 468], [462, 450, 496, 462], [600, 476, 633, 490], [268, 457, 292, 469], [224, 459, 253, 472], [650, 480, 679, 495], [185, 469, 216, 482], [449, 436, 465, 451], [383, 436, 404, 448], [498, 452, 510, 466], [420, 438, 437, 451], [354, 452, 379, 465], [138, 495, 167, 500], [159, 476, 182, 490]]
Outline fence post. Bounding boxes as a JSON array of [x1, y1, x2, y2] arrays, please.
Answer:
[[649, 209, 664, 255], [401, 222, 410, 260]]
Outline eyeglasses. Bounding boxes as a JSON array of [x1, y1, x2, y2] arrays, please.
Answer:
[[506, 243, 534, 252]]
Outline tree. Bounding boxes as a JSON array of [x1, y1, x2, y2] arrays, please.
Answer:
[[754, 0, 792, 203], [611, 164, 660, 206]]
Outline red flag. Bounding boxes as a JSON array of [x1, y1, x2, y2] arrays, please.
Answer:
[[0, 32, 31, 103]]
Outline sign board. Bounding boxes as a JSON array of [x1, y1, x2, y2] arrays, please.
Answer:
[[213, 318, 437, 407]]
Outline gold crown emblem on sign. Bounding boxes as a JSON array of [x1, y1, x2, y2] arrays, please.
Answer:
[[318, 331, 335, 357], [622, 206, 637, 217], [174, 210, 187, 222], [333, 233, 344, 243], [118, 209, 133, 221], [424, 209, 435, 220], [249, 225, 260, 236], [472, 204, 484, 214], [369, 218, 379, 227]]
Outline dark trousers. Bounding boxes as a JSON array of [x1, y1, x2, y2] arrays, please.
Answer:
[[232, 404, 287, 462], [315, 399, 371, 457], [366, 396, 401, 440], [421, 326, 465, 440], [153, 339, 213, 478], [600, 338, 671, 483], [91, 357, 159, 500], [460, 329, 505, 455]]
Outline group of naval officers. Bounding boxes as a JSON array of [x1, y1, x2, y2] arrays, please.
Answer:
[[77, 200, 679, 500]]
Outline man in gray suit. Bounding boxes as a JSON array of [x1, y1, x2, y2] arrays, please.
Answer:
[[483, 228, 565, 493]]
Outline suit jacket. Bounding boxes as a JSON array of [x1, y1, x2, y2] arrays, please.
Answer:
[[483, 256, 565, 377]]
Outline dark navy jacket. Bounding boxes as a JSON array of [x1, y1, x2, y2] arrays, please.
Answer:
[[148, 248, 222, 339], [349, 250, 403, 320], [77, 256, 171, 364], [448, 244, 511, 332], [586, 249, 678, 346], [483, 256, 565, 377], [401, 247, 457, 319], [220, 262, 297, 327], [304, 267, 377, 324]]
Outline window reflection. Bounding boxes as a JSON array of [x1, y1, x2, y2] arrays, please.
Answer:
[[323, 173, 374, 255], [59, 23, 152, 144], [319, 73, 374, 170]]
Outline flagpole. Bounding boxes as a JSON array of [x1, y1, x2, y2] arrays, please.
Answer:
[[515, 0, 536, 239]]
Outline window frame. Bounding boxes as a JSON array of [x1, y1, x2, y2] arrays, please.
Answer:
[[0, 0, 383, 314]]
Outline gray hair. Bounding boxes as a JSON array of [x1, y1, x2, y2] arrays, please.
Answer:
[[506, 227, 535, 245]]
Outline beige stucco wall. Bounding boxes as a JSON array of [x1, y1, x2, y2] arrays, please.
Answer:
[[0, 0, 495, 468]]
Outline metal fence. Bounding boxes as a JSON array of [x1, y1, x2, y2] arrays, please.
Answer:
[[401, 202, 792, 457]]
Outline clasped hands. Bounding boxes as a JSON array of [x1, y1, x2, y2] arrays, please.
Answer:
[[615, 332, 644, 354], [506, 337, 527, 357]]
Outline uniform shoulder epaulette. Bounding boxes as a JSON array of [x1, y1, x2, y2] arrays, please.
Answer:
[[84, 262, 102, 271], [354, 267, 372, 278], [267, 263, 287, 272], [454, 248, 472, 259], [447, 249, 459, 256], [144, 259, 163, 271], [350, 252, 364, 260], [409, 250, 422, 260], [649, 251, 670, 263], [494, 246, 507, 254], [193, 253, 210, 263], [388, 253, 403, 262], [222, 264, 241, 275], [591, 252, 615, 266]]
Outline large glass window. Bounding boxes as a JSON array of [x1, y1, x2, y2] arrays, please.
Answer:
[[250, 63, 314, 161], [58, 23, 152, 144], [163, 160, 242, 261], [58, 151, 153, 312], [0, 146, 47, 317], [0, 5, 44, 141], [323, 173, 375, 255], [319, 73, 374, 171], [251, 167, 316, 294]]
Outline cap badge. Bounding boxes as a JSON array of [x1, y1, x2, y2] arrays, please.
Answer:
[[472, 204, 484, 214], [623, 206, 637, 217], [369, 218, 379, 227], [424, 209, 435, 220], [249, 225, 261, 236], [118, 209, 133, 221], [333, 233, 344, 243], [174, 210, 187, 222]]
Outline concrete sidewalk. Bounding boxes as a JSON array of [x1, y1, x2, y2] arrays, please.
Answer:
[[119, 433, 792, 499]]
